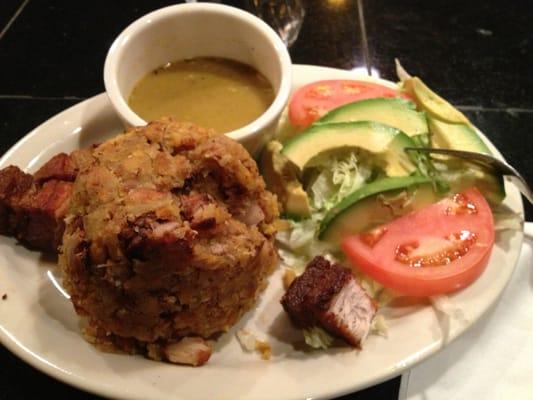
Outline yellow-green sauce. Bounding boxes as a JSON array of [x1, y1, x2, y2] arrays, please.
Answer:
[[128, 57, 275, 133]]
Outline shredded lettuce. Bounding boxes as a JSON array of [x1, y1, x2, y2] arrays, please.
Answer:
[[308, 151, 372, 211], [303, 326, 335, 349], [357, 274, 397, 307], [430, 295, 470, 343], [370, 314, 389, 338], [358, 274, 385, 300], [309, 170, 336, 210], [276, 217, 317, 251], [276, 217, 337, 272], [430, 295, 466, 321], [492, 205, 523, 232], [275, 152, 371, 270]]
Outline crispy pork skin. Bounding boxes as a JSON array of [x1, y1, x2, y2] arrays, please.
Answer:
[[281, 256, 376, 347], [0, 166, 34, 235], [33, 153, 77, 183], [0, 160, 73, 252], [16, 179, 73, 251]]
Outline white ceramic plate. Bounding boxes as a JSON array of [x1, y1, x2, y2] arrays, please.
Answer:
[[0, 65, 524, 400]]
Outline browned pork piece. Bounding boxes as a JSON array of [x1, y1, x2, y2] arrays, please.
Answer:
[[0, 152, 79, 252], [59, 118, 279, 365], [159, 337, 213, 367], [281, 256, 376, 347]]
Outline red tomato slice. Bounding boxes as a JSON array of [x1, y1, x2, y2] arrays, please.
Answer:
[[288, 80, 412, 127], [341, 188, 495, 297]]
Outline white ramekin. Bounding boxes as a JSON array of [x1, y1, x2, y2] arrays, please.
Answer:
[[104, 3, 292, 155]]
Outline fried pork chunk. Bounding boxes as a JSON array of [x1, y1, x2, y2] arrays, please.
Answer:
[[0, 153, 79, 252], [59, 119, 279, 365], [281, 256, 376, 347]]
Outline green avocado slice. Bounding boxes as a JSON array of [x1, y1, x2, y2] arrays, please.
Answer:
[[403, 77, 469, 124], [319, 175, 438, 244], [317, 97, 428, 137], [281, 121, 417, 177], [428, 117, 505, 204], [429, 117, 491, 154], [260, 140, 311, 218]]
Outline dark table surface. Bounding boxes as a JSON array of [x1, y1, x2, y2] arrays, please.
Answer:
[[0, 1, 531, 399]]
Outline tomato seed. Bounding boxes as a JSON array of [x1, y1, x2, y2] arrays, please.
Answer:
[[395, 231, 477, 267]]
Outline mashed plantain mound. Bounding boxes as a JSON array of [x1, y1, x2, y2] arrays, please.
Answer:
[[59, 118, 279, 359]]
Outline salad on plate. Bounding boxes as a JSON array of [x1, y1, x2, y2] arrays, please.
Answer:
[[262, 62, 513, 350]]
